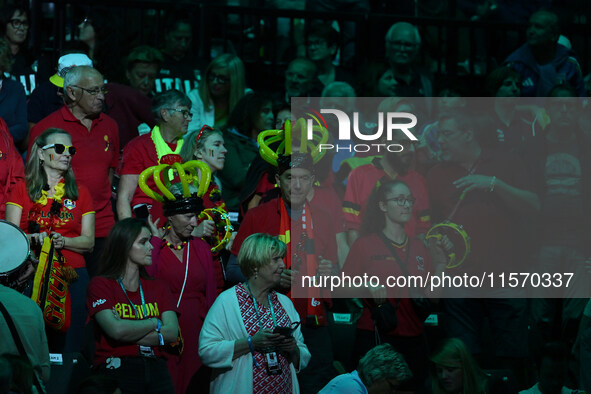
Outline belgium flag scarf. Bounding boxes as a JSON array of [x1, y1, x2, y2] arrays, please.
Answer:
[[279, 198, 326, 326]]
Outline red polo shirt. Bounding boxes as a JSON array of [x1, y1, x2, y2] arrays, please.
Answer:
[[28, 106, 119, 237], [118, 133, 181, 225], [0, 118, 24, 219]]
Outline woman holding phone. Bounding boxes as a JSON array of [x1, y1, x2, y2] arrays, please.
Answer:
[[199, 233, 310, 393]]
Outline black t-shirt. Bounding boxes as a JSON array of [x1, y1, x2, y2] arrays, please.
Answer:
[[156, 53, 203, 94]]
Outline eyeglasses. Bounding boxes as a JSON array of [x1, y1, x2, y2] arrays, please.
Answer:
[[386, 197, 416, 206], [71, 85, 108, 95], [307, 39, 327, 48], [9, 19, 29, 29], [167, 108, 193, 120], [41, 144, 77, 155], [386, 40, 418, 50], [207, 73, 229, 85]]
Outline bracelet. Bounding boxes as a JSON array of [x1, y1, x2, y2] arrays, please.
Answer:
[[489, 176, 496, 192], [247, 335, 255, 353], [157, 332, 164, 346], [247, 336, 260, 367], [155, 318, 162, 333]]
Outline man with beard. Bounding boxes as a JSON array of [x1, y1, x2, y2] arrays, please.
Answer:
[[428, 110, 539, 385], [227, 153, 339, 393], [342, 127, 430, 246]]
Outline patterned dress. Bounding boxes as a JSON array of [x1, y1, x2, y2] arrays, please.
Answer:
[[236, 283, 294, 394]]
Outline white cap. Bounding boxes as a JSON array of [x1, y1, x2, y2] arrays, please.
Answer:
[[49, 53, 93, 87]]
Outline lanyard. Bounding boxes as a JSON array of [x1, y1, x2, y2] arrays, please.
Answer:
[[117, 278, 148, 320], [245, 282, 276, 329]]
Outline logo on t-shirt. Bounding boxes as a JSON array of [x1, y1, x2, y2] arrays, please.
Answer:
[[93, 298, 106, 308], [63, 199, 76, 210]]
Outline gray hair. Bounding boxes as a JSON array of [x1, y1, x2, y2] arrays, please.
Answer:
[[386, 22, 421, 46], [63, 65, 102, 91], [151, 89, 192, 123], [358, 343, 413, 387], [321, 81, 356, 97]]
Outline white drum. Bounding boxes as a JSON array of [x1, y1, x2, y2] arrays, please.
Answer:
[[0, 220, 32, 292]]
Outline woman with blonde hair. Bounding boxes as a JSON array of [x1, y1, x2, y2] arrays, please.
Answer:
[[187, 54, 246, 130], [430, 338, 489, 394], [199, 233, 310, 393], [6, 127, 95, 353]]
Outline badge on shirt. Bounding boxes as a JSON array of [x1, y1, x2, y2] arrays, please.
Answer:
[[63, 199, 76, 210]]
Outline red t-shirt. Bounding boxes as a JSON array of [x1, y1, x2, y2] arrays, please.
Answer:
[[28, 106, 119, 238], [119, 133, 180, 225], [86, 276, 178, 365], [343, 232, 432, 337], [0, 118, 24, 220], [7, 182, 94, 269], [343, 158, 430, 237]]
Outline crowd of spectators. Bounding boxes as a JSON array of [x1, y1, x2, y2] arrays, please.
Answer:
[[1, 1, 591, 393]]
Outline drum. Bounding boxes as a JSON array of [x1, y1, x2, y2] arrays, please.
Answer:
[[425, 220, 471, 269], [0, 220, 32, 292]]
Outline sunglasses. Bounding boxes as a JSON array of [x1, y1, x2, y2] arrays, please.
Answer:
[[41, 143, 77, 155]]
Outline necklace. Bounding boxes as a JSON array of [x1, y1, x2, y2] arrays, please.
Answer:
[[164, 239, 187, 250]]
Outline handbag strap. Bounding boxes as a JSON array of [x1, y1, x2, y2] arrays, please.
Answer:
[[0, 300, 46, 394]]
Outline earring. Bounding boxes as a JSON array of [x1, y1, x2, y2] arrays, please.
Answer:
[[39, 160, 44, 167], [254, 269, 258, 280]]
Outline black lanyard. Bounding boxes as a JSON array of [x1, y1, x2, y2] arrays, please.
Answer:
[[245, 282, 277, 329], [117, 278, 147, 319]]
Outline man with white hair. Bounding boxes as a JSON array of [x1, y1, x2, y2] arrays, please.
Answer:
[[28, 66, 120, 276], [384, 22, 433, 98]]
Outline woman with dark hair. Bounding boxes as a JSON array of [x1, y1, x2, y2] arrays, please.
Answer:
[[342, 179, 445, 391], [187, 54, 246, 130], [218, 92, 274, 211], [86, 218, 179, 394], [0, 1, 35, 95], [0, 37, 27, 148], [6, 127, 95, 353]]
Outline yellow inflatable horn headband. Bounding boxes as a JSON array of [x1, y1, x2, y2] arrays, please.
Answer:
[[138, 154, 211, 203], [258, 118, 329, 167]]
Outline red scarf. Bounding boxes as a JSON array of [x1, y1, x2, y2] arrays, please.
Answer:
[[278, 199, 326, 326]]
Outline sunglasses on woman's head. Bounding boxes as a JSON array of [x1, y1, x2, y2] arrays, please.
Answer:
[[41, 143, 77, 155]]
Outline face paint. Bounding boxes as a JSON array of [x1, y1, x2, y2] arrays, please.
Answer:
[[209, 149, 214, 157], [50, 154, 54, 161]]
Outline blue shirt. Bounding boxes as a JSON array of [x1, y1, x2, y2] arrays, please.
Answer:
[[319, 370, 368, 394]]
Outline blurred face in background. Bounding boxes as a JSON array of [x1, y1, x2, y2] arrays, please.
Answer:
[[127, 62, 159, 96], [385, 24, 420, 68], [77, 18, 95, 45], [285, 60, 316, 97], [254, 101, 274, 132], [208, 66, 231, 100], [165, 22, 192, 59], [5, 10, 28, 47]]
